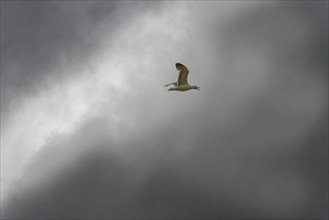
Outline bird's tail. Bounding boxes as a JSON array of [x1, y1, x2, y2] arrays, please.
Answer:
[[164, 82, 177, 87]]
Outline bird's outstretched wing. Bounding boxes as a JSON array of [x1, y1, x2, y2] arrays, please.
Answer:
[[176, 63, 189, 86], [164, 82, 177, 87]]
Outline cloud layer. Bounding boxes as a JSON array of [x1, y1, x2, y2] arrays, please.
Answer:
[[1, 1, 328, 219]]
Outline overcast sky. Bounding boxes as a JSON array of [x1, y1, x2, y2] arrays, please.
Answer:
[[1, 1, 328, 219]]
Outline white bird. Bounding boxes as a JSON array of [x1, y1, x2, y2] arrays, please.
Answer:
[[164, 63, 200, 92]]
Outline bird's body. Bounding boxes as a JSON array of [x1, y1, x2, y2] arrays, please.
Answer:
[[164, 63, 200, 92], [168, 84, 197, 91]]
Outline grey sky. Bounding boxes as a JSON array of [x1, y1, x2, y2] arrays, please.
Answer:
[[1, 1, 328, 219]]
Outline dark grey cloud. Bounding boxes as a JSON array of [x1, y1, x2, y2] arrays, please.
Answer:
[[2, 114, 263, 219], [1, 1, 328, 219], [0, 1, 163, 116], [2, 105, 327, 219]]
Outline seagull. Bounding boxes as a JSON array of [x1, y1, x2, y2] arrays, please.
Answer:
[[164, 63, 200, 92]]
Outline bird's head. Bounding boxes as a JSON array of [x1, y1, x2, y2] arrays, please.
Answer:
[[192, 85, 200, 90]]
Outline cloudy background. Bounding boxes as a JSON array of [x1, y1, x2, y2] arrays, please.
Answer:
[[1, 1, 328, 219]]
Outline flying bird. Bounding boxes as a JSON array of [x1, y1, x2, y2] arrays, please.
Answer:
[[164, 63, 200, 91]]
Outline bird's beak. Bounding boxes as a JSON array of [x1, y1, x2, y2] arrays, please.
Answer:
[[197, 87, 200, 90]]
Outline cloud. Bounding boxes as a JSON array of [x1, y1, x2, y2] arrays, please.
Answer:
[[1, 0, 187, 202], [0, 1, 165, 116], [2, 113, 262, 219], [1, 1, 328, 219]]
